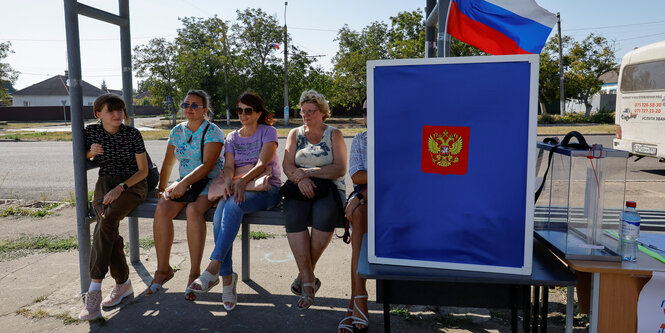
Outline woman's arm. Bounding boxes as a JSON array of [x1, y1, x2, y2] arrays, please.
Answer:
[[351, 170, 367, 185], [182, 141, 223, 184], [157, 144, 177, 197], [282, 128, 306, 183], [233, 141, 277, 203], [101, 152, 149, 205], [301, 128, 347, 180]]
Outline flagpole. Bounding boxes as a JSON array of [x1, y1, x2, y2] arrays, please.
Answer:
[[437, 0, 452, 57], [557, 12, 565, 116]]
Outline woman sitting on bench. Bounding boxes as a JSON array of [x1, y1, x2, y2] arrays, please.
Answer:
[[282, 90, 347, 310], [338, 98, 369, 333], [144, 89, 224, 302], [79, 94, 149, 320], [186, 91, 281, 311]]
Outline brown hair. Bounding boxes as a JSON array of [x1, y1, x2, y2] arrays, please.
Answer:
[[185, 89, 213, 120], [93, 93, 129, 123], [236, 91, 275, 126]]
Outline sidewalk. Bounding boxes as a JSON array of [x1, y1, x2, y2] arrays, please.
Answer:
[[0, 206, 578, 332]]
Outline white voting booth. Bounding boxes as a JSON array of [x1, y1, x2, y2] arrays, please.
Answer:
[[367, 55, 539, 275]]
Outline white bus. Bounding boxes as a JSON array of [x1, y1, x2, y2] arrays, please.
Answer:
[[613, 40, 665, 161]]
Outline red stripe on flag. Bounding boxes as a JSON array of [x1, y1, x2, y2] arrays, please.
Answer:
[[447, 1, 530, 55]]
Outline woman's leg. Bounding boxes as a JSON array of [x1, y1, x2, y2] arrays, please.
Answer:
[[350, 203, 369, 329], [147, 196, 185, 293], [284, 198, 314, 297], [184, 194, 214, 301]]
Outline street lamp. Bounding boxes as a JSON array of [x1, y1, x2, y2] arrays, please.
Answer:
[[61, 100, 68, 126], [283, 1, 289, 125]]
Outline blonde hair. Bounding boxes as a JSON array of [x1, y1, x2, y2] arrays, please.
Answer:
[[298, 89, 330, 121]]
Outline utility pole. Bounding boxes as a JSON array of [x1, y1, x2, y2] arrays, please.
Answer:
[[283, 1, 289, 125], [558, 13, 565, 116]]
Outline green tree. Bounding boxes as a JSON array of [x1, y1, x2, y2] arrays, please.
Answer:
[[134, 37, 179, 123], [538, 35, 572, 114], [100, 80, 108, 93], [0, 42, 19, 106], [387, 10, 425, 58], [331, 22, 389, 107], [450, 36, 486, 57], [565, 34, 617, 116]]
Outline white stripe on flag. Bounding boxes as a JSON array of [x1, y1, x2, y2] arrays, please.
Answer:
[[484, 0, 557, 28]]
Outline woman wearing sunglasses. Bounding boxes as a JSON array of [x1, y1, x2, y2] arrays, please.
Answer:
[[186, 91, 281, 311], [145, 89, 224, 302], [283, 90, 347, 310]]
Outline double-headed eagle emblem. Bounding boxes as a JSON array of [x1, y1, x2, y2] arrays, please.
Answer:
[[427, 130, 463, 167]]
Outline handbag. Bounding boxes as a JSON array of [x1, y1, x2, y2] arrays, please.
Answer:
[[208, 165, 272, 201], [279, 178, 334, 201], [171, 123, 211, 202], [145, 152, 160, 191]]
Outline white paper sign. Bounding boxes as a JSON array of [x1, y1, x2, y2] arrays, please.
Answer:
[[637, 271, 665, 333]]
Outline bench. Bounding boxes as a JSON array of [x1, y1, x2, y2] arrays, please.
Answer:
[[99, 196, 345, 283]]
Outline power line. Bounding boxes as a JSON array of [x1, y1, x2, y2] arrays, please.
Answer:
[[564, 19, 665, 32], [1, 35, 176, 42], [617, 31, 665, 42]]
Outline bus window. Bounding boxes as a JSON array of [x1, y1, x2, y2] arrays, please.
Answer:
[[620, 60, 665, 92]]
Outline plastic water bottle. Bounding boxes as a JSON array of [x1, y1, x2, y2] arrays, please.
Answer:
[[620, 201, 641, 261]]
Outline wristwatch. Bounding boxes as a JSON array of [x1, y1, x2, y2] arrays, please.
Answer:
[[119, 183, 129, 191], [356, 192, 364, 201]]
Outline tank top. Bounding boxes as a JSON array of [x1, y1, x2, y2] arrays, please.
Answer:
[[294, 125, 345, 192]]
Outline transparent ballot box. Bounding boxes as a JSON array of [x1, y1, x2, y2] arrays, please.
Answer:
[[534, 140, 629, 261]]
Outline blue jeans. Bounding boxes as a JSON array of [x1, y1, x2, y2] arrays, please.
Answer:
[[211, 185, 280, 276]]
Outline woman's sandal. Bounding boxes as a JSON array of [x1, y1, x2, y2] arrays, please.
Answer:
[[221, 272, 238, 311], [188, 271, 220, 294], [144, 268, 175, 295], [351, 295, 369, 333], [337, 307, 354, 333], [290, 276, 302, 296], [297, 278, 321, 310], [184, 273, 199, 301]]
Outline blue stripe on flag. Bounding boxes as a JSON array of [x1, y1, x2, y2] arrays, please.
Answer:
[[453, 0, 553, 54]]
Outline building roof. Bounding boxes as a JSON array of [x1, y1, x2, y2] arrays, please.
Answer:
[[599, 67, 619, 84], [13, 75, 103, 97]]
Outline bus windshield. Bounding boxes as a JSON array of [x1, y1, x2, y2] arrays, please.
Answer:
[[620, 60, 665, 93]]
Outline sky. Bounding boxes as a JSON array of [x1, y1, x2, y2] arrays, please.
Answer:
[[2, 0, 665, 91]]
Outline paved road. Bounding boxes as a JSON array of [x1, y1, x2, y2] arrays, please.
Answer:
[[0, 138, 356, 202], [1, 134, 663, 207]]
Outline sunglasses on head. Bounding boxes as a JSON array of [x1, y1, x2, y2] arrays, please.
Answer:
[[235, 107, 255, 115], [181, 102, 201, 110]]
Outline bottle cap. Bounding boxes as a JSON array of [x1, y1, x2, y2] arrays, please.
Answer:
[[626, 201, 636, 208]]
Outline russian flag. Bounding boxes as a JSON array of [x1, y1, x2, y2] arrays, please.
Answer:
[[447, 0, 557, 55]]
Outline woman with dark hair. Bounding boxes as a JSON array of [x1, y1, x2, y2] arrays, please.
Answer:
[[187, 91, 281, 311], [145, 89, 225, 302], [79, 94, 148, 320]]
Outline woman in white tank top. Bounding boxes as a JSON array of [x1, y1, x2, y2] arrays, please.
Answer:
[[282, 90, 347, 310]]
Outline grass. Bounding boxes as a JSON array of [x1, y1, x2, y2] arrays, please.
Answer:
[[124, 237, 155, 252], [436, 314, 474, 328], [0, 202, 61, 217], [390, 306, 418, 320], [55, 312, 80, 325], [537, 123, 617, 135], [247, 231, 275, 240], [1, 118, 618, 142], [0, 235, 78, 252]]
